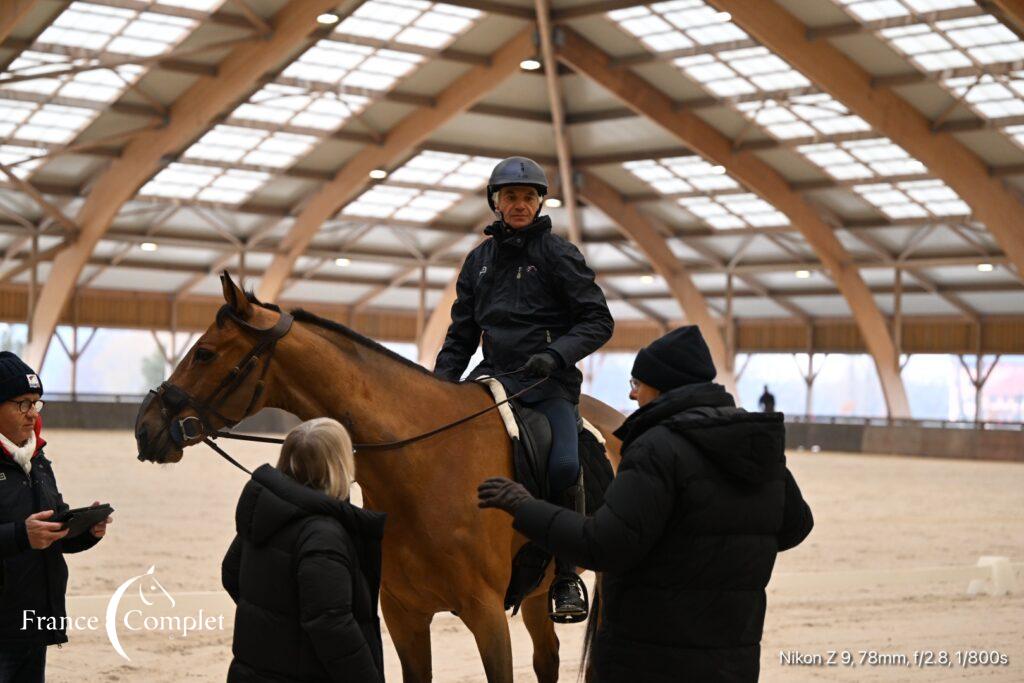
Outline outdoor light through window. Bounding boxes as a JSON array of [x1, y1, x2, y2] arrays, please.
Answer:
[[369, 169, 388, 180], [520, 58, 542, 70], [335, 257, 351, 267]]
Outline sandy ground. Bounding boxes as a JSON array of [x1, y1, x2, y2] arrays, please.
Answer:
[[27, 429, 1024, 682]]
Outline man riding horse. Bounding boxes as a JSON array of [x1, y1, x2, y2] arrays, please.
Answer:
[[434, 157, 614, 621]]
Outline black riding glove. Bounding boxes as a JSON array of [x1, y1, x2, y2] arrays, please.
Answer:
[[477, 477, 533, 515], [524, 352, 560, 378]]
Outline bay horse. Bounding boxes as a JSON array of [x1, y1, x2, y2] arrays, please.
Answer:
[[134, 272, 623, 682]]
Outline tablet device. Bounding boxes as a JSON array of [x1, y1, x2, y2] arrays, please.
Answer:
[[51, 504, 114, 538]]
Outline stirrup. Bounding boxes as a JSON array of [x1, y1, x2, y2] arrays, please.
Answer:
[[548, 574, 589, 624]]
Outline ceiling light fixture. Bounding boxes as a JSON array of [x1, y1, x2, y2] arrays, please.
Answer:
[[545, 197, 562, 208], [640, 275, 654, 284], [714, 11, 732, 23], [140, 242, 157, 252], [794, 269, 811, 279], [977, 263, 994, 272], [316, 12, 340, 25], [368, 169, 388, 180], [520, 58, 542, 71], [335, 257, 351, 267]]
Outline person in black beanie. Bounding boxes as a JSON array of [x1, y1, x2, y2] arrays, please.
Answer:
[[0, 352, 111, 683], [478, 326, 814, 682]]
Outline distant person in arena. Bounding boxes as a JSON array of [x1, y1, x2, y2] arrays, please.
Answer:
[[433, 156, 614, 620], [222, 418, 385, 683], [478, 326, 814, 682], [0, 351, 111, 683], [759, 385, 776, 413]]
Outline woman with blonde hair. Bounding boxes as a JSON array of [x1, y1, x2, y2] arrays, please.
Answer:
[[222, 418, 385, 683]]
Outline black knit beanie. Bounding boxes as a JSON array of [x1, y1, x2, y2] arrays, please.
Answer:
[[631, 325, 716, 392], [0, 351, 43, 403]]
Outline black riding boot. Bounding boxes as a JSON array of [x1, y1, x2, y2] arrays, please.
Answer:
[[547, 485, 589, 623]]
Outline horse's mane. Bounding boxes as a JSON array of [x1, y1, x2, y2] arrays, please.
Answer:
[[234, 290, 457, 383]]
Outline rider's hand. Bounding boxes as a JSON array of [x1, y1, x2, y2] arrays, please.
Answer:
[[477, 477, 533, 515], [524, 352, 560, 378], [25, 510, 69, 550]]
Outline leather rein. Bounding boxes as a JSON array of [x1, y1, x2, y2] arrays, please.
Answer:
[[147, 305, 546, 476]]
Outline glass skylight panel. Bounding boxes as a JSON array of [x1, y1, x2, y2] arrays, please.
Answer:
[[338, 1, 482, 49], [0, 145, 45, 179], [139, 163, 270, 204], [1004, 124, 1024, 151], [944, 74, 1024, 119], [607, 1, 747, 53], [282, 40, 422, 92], [797, 138, 927, 180], [736, 94, 870, 140], [388, 150, 502, 189], [182, 125, 317, 169], [838, 0, 975, 22], [36, 2, 196, 58], [2, 51, 144, 103], [675, 46, 810, 97], [233, 83, 369, 132], [0, 101, 95, 144], [853, 179, 969, 218], [623, 158, 787, 229], [874, 14, 1024, 71], [342, 185, 463, 223]]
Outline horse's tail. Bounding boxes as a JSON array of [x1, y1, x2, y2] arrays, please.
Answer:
[[578, 578, 601, 683]]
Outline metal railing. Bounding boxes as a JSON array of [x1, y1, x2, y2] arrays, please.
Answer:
[[44, 392, 147, 404], [786, 414, 1024, 431]]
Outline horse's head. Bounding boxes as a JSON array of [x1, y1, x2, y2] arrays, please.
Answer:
[[134, 272, 291, 464]]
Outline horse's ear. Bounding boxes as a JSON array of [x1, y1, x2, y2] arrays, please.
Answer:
[[220, 271, 253, 319]]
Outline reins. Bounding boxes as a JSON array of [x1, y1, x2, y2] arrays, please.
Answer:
[[205, 366, 547, 476]]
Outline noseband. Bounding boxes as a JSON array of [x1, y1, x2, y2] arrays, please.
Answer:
[[141, 307, 294, 460]]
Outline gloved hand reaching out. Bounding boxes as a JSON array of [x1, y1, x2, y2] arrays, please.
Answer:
[[477, 477, 533, 515]]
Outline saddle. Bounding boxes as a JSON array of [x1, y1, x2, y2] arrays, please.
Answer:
[[476, 379, 615, 613]]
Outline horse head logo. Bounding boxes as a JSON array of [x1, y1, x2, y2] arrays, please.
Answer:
[[105, 565, 175, 661]]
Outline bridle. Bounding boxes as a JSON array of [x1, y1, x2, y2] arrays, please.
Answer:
[[139, 305, 547, 476], [138, 306, 293, 472]]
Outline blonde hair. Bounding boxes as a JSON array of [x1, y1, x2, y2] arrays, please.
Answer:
[[277, 418, 355, 500]]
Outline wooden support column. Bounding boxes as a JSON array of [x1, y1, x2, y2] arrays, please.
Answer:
[[257, 28, 535, 301], [577, 171, 736, 394], [418, 274, 459, 369], [708, 0, 1024, 277], [21, 0, 346, 369], [556, 27, 910, 417]]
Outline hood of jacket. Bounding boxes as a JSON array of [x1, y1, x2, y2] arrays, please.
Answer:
[[236, 464, 386, 546], [483, 214, 552, 249], [614, 382, 785, 485]]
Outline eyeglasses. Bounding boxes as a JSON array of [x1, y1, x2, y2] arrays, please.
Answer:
[[6, 399, 43, 414], [629, 378, 638, 391]]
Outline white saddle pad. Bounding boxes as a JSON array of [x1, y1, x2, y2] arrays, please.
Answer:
[[476, 377, 606, 445]]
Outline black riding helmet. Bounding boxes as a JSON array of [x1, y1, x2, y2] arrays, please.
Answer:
[[487, 156, 548, 213]]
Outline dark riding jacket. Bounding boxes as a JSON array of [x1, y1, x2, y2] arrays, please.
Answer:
[[513, 383, 814, 682], [222, 465, 385, 683], [434, 216, 614, 403], [0, 417, 101, 649]]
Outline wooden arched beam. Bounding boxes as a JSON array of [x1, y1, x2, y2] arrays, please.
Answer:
[[556, 27, 911, 417], [22, 0, 344, 368], [577, 171, 737, 395], [0, 1, 38, 45], [255, 28, 535, 302], [992, 1, 1024, 33], [708, 0, 1024, 277]]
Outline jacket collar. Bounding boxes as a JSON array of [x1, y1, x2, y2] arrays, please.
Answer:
[[483, 215, 552, 249], [613, 382, 735, 450], [0, 415, 45, 461]]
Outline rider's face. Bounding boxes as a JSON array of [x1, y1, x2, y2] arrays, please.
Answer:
[[496, 186, 541, 229]]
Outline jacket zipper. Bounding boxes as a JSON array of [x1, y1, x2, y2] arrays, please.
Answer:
[[516, 266, 522, 280], [546, 329, 552, 343]]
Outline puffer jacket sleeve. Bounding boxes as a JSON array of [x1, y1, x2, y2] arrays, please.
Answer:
[[44, 460, 101, 554], [513, 438, 675, 573], [777, 468, 813, 552], [434, 249, 482, 382], [543, 238, 614, 368], [0, 521, 30, 558], [221, 535, 242, 603], [296, 519, 382, 683]]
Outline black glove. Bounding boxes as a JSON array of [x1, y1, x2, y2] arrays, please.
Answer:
[[477, 477, 533, 515], [524, 352, 560, 378]]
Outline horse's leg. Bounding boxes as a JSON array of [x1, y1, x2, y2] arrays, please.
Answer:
[[521, 591, 560, 683], [457, 596, 514, 683], [381, 589, 434, 683]]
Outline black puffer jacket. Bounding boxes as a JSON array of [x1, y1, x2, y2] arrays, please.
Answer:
[[222, 465, 385, 683], [514, 383, 814, 682], [0, 418, 101, 648], [434, 216, 613, 403]]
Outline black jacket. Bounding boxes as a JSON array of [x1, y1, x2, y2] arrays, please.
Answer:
[[222, 465, 386, 683], [514, 383, 814, 682], [0, 419, 101, 649], [434, 216, 614, 403]]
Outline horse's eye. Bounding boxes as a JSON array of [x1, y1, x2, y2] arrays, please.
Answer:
[[194, 348, 216, 363]]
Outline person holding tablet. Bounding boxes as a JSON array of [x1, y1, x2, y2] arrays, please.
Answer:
[[0, 351, 112, 683]]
